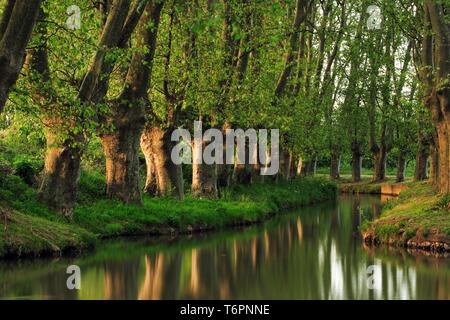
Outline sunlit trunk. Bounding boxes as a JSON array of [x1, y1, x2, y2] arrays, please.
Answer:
[[192, 138, 218, 199], [101, 123, 143, 204], [232, 139, 251, 185], [140, 128, 157, 196], [39, 126, 83, 219], [436, 120, 449, 193], [296, 157, 303, 177], [141, 125, 184, 199], [429, 141, 439, 187]]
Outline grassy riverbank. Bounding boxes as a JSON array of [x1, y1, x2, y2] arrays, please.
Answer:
[[0, 170, 337, 258], [362, 181, 450, 252]]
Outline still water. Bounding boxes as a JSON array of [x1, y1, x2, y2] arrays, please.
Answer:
[[0, 194, 449, 300]]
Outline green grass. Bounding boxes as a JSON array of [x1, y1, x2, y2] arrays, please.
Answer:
[[0, 206, 95, 258], [362, 181, 450, 247], [74, 177, 337, 237], [0, 168, 337, 258]]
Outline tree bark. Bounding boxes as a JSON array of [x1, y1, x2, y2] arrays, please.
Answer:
[[279, 150, 292, 181], [232, 138, 251, 185], [38, 126, 82, 219], [330, 152, 341, 180], [396, 154, 406, 183], [140, 128, 157, 196], [289, 153, 296, 178], [0, 0, 41, 112], [372, 146, 387, 182], [192, 137, 218, 199], [102, 1, 163, 203], [423, 1, 450, 194], [351, 142, 362, 182], [274, 0, 309, 97], [414, 134, 429, 181], [37, 0, 135, 214], [26, 7, 84, 218], [296, 157, 303, 177], [101, 121, 144, 204], [217, 124, 232, 188], [140, 126, 184, 199], [303, 157, 316, 176], [429, 141, 439, 187]]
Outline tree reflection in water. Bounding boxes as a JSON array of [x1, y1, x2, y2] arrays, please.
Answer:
[[0, 195, 449, 300]]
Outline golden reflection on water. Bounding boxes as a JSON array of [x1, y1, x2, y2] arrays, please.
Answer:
[[0, 194, 449, 300]]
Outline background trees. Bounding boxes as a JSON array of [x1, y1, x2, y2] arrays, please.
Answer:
[[0, 0, 448, 219]]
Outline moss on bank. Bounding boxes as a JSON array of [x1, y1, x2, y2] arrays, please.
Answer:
[[0, 171, 337, 258], [362, 181, 450, 252]]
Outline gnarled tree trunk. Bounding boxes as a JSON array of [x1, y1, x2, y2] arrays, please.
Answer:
[[101, 1, 163, 202], [140, 125, 184, 199], [39, 125, 83, 219], [35, 0, 134, 215], [101, 115, 144, 204], [192, 137, 218, 199]]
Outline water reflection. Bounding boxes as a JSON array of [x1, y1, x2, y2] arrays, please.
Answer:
[[0, 194, 449, 300]]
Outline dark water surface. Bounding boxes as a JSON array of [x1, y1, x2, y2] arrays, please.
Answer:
[[1, 194, 449, 300]]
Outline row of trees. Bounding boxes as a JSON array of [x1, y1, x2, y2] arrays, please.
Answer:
[[0, 0, 448, 218]]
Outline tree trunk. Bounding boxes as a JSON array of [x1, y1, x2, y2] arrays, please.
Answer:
[[192, 138, 218, 199], [101, 123, 143, 204], [423, 1, 450, 194], [279, 150, 292, 180], [250, 161, 263, 184], [396, 154, 406, 183], [351, 142, 362, 182], [140, 128, 157, 196], [0, 0, 42, 112], [436, 120, 450, 193], [414, 137, 429, 181], [101, 1, 163, 202], [330, 152, 341, 180], [38, 126, 82, 219], [232, 139, 251, 185], [372, 146, 387, 182], [140, 126, 184, 199], [429, 141, 439, 187], [289, 153, 296, 178], [296, 157, 303, 177], [303, 157, 317, 176]]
